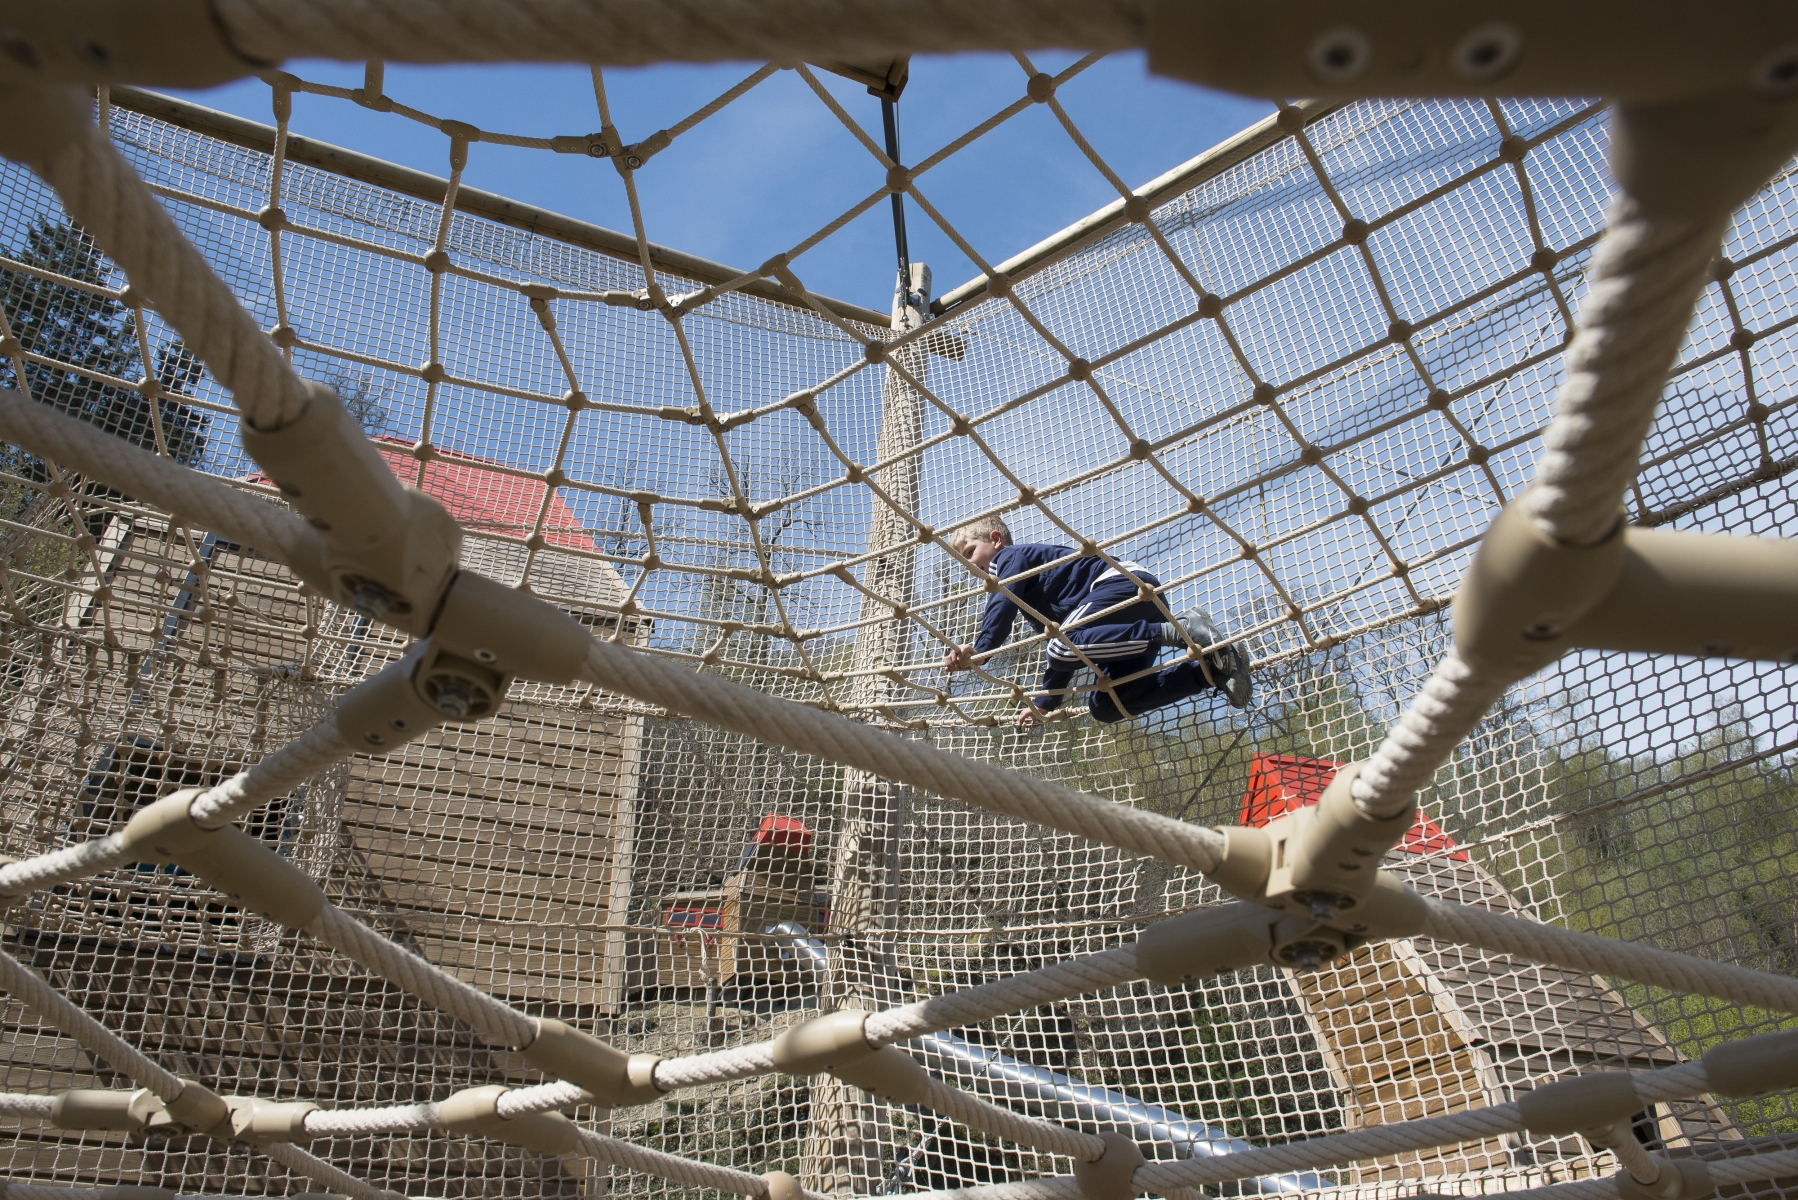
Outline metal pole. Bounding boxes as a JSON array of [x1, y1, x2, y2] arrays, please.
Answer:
[[881, 98, 912, 310]]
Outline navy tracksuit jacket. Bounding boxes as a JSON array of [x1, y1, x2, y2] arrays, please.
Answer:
[[970, 543, 1216, 723]]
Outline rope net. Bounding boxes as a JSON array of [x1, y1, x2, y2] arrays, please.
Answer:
[[0, 52, 1792, 1200]]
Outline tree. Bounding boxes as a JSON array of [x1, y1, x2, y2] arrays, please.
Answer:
[[0, 217, 210, 481], [320, 365, 390, 436]]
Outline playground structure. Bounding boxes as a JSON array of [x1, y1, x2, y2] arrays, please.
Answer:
[[0, 5, 1795, 1200]]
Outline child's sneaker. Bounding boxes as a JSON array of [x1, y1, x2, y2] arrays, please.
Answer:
[[1215, 641, 1253, 709], [1176, 610, 1253, 709]]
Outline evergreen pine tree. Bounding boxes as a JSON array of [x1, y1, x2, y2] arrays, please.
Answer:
[[0, 217, 210, 476]]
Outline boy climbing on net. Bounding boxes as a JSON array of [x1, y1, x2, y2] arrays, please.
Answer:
[[941, 516, 1252, 726]]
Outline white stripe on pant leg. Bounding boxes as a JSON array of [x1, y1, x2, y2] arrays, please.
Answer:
[[1073, 642, 1150, 660], [1047, 640, 1150, 663]]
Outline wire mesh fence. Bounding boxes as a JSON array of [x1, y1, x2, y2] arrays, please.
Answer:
[[0, 64, 1793, 1200]]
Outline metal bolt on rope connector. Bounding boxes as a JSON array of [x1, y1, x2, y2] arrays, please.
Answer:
[[433, 686, 474, 720], [349, 582, 397, 621]]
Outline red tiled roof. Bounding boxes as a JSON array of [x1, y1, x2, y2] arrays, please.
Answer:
[[369, 438, 594, 552], [1238, 752, 1468, 861]]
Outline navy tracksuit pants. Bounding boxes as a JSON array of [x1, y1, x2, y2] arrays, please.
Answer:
[[1038, 570, 1217, 724]]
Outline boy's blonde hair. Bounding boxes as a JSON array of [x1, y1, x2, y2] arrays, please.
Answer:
[[950, 514, 1013, 548]]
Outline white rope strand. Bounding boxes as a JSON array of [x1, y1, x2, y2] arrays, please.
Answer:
[[1422, 899, 1798, 1014], [303, 1101, 443, 1137], [28, 96, 310, 431], [0, 718, 352, 897], [0, 385, 313, 560], [1525, 197, 1733, 546], [306, 904, 538, 1048], [0, 946, 185, 1102], [210, 0, 1146, 66], [573, 1126, 776, 1197], [262, 1140, 410, 1200], [0, 1091, 57, 1117], [579, 642, 1227, 875], [865, 947, 1141, 1044], [915, 1073, 1107, 1162], [187, 720, 354, 828], [1349, 645, 1512, 819]]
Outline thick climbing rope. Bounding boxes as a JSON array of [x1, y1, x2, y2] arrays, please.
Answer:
[[0, 718, 354, 897], [0, 948, 401, 1200], [1350, 197, 1741, 821], [209, 0, 1146, 66], [14, 93, 310, 432], [260, 1143, 407, 1200], [1524, 198, 1735, 547], [0, 946, 185, 1103], [580, 640, 1228, 873], [0, 1091, 57, 1116], [916, 1073, 1108, 1161], [0, 387, 314, 561], [1422, 899, 1798, 1014], [305, 904, 538, 1048]]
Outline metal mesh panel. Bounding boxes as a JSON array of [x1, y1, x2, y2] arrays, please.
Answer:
[[0, 68, 1793, 1200]]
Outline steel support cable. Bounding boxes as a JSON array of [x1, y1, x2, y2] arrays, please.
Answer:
[[21, 91, 310, 431], [210, 0, 1145, 66], [578, 641, 1228, 875]]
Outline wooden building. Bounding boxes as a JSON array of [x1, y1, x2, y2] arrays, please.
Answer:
[[0, 445, 642, 1196]]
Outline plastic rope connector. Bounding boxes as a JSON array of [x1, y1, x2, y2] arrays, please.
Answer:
[[331, 639, 455, 751], [1452, 497, 1628, 677], [223, 1095, 318, 1144], [1515, 1073, 1642, 1135], [764, 1171, 805, 1200], [1564, 528, 1798, 664], [1073, 1131, 1145, 1200], [771, 1009, 877, 1076], [521, 1018, 663, 1109], [1136, 903, 1276, 984], [1264, 763, 1415, 916], [1615, 1159, 1713, 1200], [830, 1045, 933, 1105], [439, 1085, 579, 1156], [164, 1078, 232, 1137], [49, 1088, 167, 1132], [1702, 1029, 1798, 1097], [240, 382, 462, 635], [118, 791, 327, 929], [432, 570, 592, 685]]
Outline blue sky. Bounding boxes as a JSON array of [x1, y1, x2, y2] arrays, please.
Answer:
[[169, 52, 1272, 312]]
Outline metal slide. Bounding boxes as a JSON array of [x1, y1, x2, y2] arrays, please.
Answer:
[[770, 923, 1324, 1194]]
